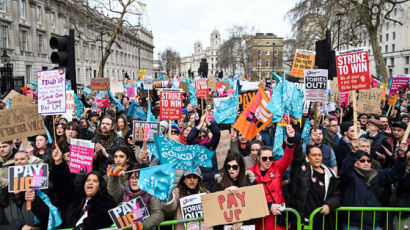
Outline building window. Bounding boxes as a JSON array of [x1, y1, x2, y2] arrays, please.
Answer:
[[258, 40, 262, 45], [257, 61, 261, 68], [36, 6, 42, 23], [38, 33, 43, 54], [274, 49, 278, 55], [266, 41, 270, 45], [386, 22, 389, 30], [26, 65, 32, 81], [385, 45, 388, 53], [394, 8, 398, 15], [406, 56, 409, 64], [51, 12, 56, 27], [274, 59, 278, 67], [20, 30, 28, 51], [0, 25, 8, 49], [266, 60, 270, 67], [258, 50, 261, 55], [364, 40, 366, 46], [393, 32, 396, 40], [265, 72, 269, 78], [19, 0, 25, 18], [386, 33, 389, 41], [266, 50, 270, 55], [379, 35, 382, 42], [392, 44, 395, 52], [405, 68, 409, 74], [0, 0, 5, 11], [390, 58, 394, 65]]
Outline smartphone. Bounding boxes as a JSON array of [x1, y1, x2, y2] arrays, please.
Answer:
[[278, 203, 286, 211]]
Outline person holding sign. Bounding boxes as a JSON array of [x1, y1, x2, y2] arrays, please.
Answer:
[[107, 164, 164, 230], [162, 168, 209, 230], [0, 141, 14, 189]]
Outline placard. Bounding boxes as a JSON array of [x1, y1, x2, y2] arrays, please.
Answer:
[[90, 78, 110, 91], [304, 69, 328, 102], [319, 102, 336, 115], [390, 75, 410, 95], [160, 91, 183, 120], [110, 81, 125, 94], [238, 90, 257, 112], [66, 90, 75, 111], [195, 80, 209, 98], [126, 86, 136, 98], [108, 197, 150, 229], [139, 70, 146, 80], [0, 105, 46, 142], [336, 47, 370, 92], [143, 76, 153, 90], [37, 69, 66, 115], [180, 194, 210, 230], [388, 95, 398, 106], [8, 164, 48, 193], [132, 121, 161, 141], [201, 184, 269, 227], [215, 130, 230, 169], [356, 88, 382, 114], [290, 49, 316, 78], [69, 139, 95, 174], [208, 79, 218, 90], [179, 81, 189, 92]]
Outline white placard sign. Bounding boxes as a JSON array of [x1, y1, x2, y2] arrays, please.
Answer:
[[37, 69, 66, 115]]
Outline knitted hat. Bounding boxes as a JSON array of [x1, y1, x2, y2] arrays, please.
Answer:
[[340, 122, 354, 135]]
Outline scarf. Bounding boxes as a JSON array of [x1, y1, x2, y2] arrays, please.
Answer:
[[194, 137, 211, 145], [34, 190, 62, 230], [179, 134, 187, 145], [124, 182, 152, 205], [354, 166, 377, 185]]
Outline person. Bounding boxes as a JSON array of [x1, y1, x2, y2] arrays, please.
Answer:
[[248, 125, 295, 230], [335, 122, 356, 170], [34, 134, 53, 163], [340, 142, 408, 230], [24, 141, 43, 164], [358, 114, 369, 131], [57, 121, 80, 159], [400, 113, 409, 125], [322, 118, 340, 151], [231, 130, 251, 157], [215, 152, 256, 230], [13, 151, 29, 166], [87, 112, 99, 134], [244, 140, 263, 169], [379, 116, 392, 137], [357, 138, 381, 170], [108, 144, 134, 185], [0, 141, 15, 189], [305, 128, 338, 174], [162, 168, 209, 230], [394, 151, 410, 229], [387, 122, 410, 159], [115, 115, 129, 138], [107, 164, 164, 229], [287, 145, 341, 229], [179, 125, 192, 145]]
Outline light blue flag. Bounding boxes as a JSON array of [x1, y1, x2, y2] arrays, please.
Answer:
[[6, 97, 11, 109], [213, 80, 239, 124], [185, 79, 198, 106], [155, 74, 164, 81], [138, 162, 177, 203], [46, 127, 53, 144], [171, 80, 178, 89], [301, 119, 311, 145], [34, 190, 62, 230], [273, 126, 286, 160], [152, 135, 214, 172], [127, 100, 146, 120], [29, 81, 38, 92], [107, 90, 124, 111], [84, 85, 91, 96], [74, 93, 84, 119], [98, 91, 105, 99], [147, 102, 157, 122]]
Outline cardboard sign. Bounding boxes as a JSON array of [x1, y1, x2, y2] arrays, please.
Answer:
[[90, 78, 110, 91], [3, 90, 20, 103], [180, 193, 210, 230], [132, 121, 161, 141], [336, 47, 370, 92], [0, 105, 46, 142], [110, 81, 125, 94], [8, 164, 49, 193], [238, 90, 257, 112], [290, 49, 316, 78], [201, 184, 269, 227], [126, 86, 136, 98], [143, 76, 153, 90], [390, 75, 410, 94], [195, 80, 209, 98], [357, 88, 382, 115], [215, 130, 231, 170], [160, 91, 183, 120], [108, 197, 150, 229], [139, 70, 146, 80], [319, 102, 336, 115], [69, 139, 95, 174], [304, 69, 328, 102], [66, 90, 75, 111], [387, 95, 398, 106], [208, 79, 218, 90], [179, 81, 189, 92], [37, 69, 66, 115]]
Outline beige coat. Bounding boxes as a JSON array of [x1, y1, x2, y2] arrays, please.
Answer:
[[0, 157, 14, 189]]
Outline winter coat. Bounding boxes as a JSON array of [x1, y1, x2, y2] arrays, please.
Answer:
[[0, 192, 36, 229], [230, 139, 251, 157], [360, 132, 392, 167], [0, 157, 14, 189], [187, 121, 220, 192], [396, 171, 410, 218], [248, 144, 294, 230], [334, 138, 352, 171], [340, 150, 406, 229], [107, 176, 164, 229], [92, 135, 125, 175]]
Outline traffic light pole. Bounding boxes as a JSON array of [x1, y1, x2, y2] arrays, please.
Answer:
[[69, 29, 77, 93]]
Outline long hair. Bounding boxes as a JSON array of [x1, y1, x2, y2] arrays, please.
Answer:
[[95, 117, 116, 147], [219, 151, 247, 188], [57, 121, 80, 152], [178, 174, 209, 197], [80, 171, 112, 201], [115, 115, 129, 135]]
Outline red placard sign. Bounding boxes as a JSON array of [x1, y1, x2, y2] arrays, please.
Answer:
[[160, 91, 183, 120], [336, 47, 370, 92], [390, 75, 410, 95], [195, 80, 209, 98]]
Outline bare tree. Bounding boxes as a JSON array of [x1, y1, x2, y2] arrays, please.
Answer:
[[161, 48, 181, 78]]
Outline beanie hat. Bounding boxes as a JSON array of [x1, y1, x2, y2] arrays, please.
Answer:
[[340, 122, 354, 135]]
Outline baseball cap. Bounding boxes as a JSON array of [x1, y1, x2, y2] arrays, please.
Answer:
[[356, 150, 371, 160], [160, 120, 169, 129], [183, 167, 202, 178], [367, 118, 384, 129]]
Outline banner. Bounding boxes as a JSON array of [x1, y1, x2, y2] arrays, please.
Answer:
[[160, 91, 183, 120], [180, 194, 210, 230], [390, 75, 410, 94], [0, 105, 46, 142], [132, 121, 160, 141], [110, 81, 124, 94], [233, 87, 272, 141], [336, 47, 370, 92], [215, 130, 230, 170], [201, 184, 269, 227], [356, 88, 382, 115], [69, 139, 95, 174], [143, 76, 153, 90], [90, 78, 110, 91], [195, 80, 209, 98], [238, 90, 257, 112], [108, 197, 150, 229], [8, 164, 49, 193], [213, 82, 239, 124], [37, 69, 66, 115], [126, 86, 136, 98], [290, 49, 316, 78], [304, 69, 328, 102]]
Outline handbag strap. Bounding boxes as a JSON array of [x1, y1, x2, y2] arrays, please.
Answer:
[[262, 182, 277, 204]]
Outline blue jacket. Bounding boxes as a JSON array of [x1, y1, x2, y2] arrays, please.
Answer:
[[340, 150, 406, 229]]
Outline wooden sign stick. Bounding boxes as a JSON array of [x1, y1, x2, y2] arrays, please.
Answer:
[[313, 102, 319, 130], [402, 123, 410, 143], [340, 107, 343, 124], [352, 91, 358, 139]]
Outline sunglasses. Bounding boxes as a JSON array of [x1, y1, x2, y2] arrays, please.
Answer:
[[359, 159, 372, 163], [261, 156, 274, 162], [198, 134, 206, 139], [225, 164, 239, 170], [171, 129, 179, 134]]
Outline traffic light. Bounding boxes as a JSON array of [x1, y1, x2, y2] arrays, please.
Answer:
[[49, 29, 77, 92]]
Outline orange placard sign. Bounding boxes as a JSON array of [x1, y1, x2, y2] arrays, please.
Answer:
[[290, 49, 316, 78]]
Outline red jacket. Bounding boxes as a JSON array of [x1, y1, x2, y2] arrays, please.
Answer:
[[249, 145, 294, 204]]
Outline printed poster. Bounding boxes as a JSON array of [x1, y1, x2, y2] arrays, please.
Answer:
[[69, 139, 95, 174], [37, 69, 66, 115], [336, 47, 370, 92]]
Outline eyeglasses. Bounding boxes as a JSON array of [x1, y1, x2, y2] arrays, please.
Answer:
[[261, 156, 274, 162], [225, 164, 239, 170], [198, 134, 206, 139], [358, 159, 372, 163]]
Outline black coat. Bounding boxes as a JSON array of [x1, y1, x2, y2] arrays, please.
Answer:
[[334, 138, 352, 171], [396, 171, 410, 218]]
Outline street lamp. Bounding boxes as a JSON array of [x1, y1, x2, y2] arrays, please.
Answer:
[[99, 27, 104, 78], [336, 11, 344, 51], [1, 49, 10, 63]]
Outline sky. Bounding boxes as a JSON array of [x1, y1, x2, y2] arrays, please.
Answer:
[[142, 0, 297, 58]]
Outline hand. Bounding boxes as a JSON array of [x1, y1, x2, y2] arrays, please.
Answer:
[[127, 137, 136, 146], [21, 225, 32, 230], [320, 204, 330, 215], [232, 222, 243, 230], [398, 141, 408, 158], [52, 147, 63, 165], [25, 189, 36, 202], [107, 165, 114, 177], [285, 124, 295, 138], [381, 145, 392, 157], [225, 186, 239, 194], [270, 204, 282, 215], [139, 149, 149, 162], [350, 138, 359, 152]]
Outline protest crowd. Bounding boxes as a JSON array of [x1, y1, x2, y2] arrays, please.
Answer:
[[0, 56, 409, 230]]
